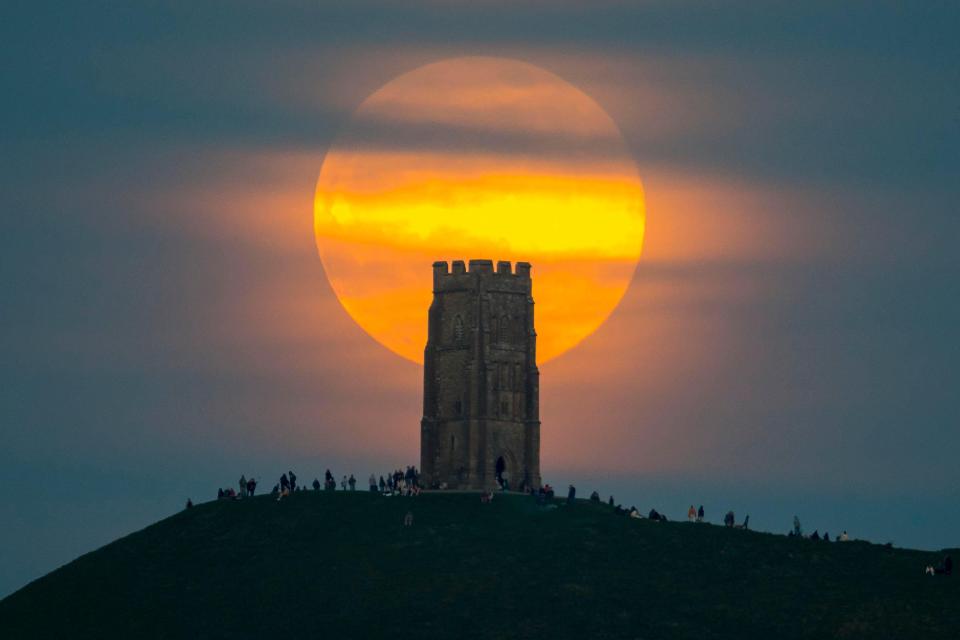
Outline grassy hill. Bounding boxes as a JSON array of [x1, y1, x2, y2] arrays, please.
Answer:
[[0, 491, 956, 639]]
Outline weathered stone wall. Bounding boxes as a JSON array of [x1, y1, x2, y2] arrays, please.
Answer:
[[421, 259, 541, 490]]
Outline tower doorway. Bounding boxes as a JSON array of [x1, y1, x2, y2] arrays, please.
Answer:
[[495, 456, 507, 488]]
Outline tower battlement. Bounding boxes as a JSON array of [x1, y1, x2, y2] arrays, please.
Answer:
[[432, 259, 532, 293]]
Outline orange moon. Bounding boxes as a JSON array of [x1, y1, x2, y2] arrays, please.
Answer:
[[314, 57, 645, 364]]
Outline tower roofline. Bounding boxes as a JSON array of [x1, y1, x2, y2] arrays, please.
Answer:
[[431, 259, 531, 279]]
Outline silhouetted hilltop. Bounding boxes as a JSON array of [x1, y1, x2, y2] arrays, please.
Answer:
[[0, 492, 955, 639]]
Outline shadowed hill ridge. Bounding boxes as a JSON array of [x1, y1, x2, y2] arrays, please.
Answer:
[[0, 492, 955, 639]]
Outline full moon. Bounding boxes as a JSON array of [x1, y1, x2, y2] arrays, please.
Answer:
[[315, 57, 645, 364]]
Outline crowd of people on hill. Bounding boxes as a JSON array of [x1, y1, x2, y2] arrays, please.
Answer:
[[377, 466, 422, 496], [216, 474, 258, 500], [196, 475, 953, 578], [561, 488, 865, 542], [925, 555, 953, 576], [532, 484, 555, 504], [786, 516, 851, 542], [685, 505, 705, 522], [206, 475, 841, 539], [207, 465, 424, 504], [202, 474, 892, 558], [581, 496, 862, 542], [722, 510, 750, 529]]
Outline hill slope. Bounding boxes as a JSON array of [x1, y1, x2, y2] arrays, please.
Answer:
[[0, 492, 955, 639]]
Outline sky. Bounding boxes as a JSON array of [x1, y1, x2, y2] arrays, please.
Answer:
[[2, 1, 959, 598]]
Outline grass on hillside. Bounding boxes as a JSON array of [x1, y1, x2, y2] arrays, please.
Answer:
[[0, 491, 956, 640]]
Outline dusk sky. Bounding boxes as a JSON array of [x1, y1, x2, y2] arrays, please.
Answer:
[[2, 2, 959, 598]]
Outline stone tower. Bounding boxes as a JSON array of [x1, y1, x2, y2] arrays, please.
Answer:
[[420, 259, 541, 491]]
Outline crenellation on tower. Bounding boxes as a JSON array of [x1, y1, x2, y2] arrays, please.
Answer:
[[430, 260, 530, 277], [421, 259, 541, 491], [431, 259, 531, 296], [468, 258, 493, 273]]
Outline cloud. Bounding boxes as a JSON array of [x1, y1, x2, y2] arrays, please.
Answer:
[[6, 2, 956, 193]]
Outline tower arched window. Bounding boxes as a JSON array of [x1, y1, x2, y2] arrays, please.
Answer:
[[454, 315, 464, 344], [491, 315, 499, 343]]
